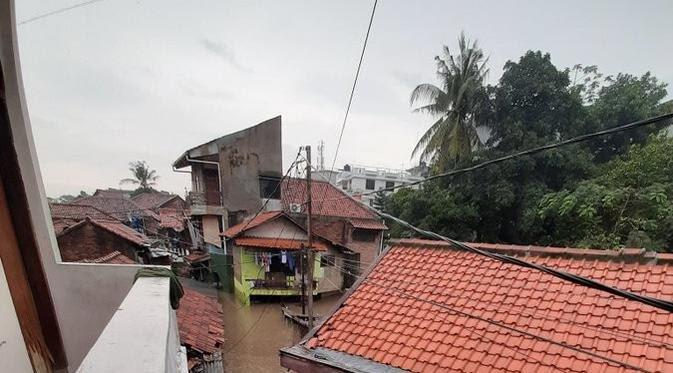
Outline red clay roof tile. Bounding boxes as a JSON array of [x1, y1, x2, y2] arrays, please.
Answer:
[[222, 211, 283, 237], [301, 239, 673, 372], [176, 288, 224, 355], [281, 178, 379, 220], [233, 237, 328, 251]]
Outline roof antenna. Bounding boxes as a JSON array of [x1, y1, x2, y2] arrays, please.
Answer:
[[317, 140, 325, 171]]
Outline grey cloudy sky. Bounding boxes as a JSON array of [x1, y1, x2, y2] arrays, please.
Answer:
[[16, 0, 673, 197]]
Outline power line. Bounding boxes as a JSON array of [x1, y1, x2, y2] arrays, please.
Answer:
[[324, 260, 673, 351], [18, 0, 106, 25], [362, 279, 649, 373], [229, 148, 303, 237], [325, 260, 650, 371], [379, 211, 673, 313], [309, 112, 673, 206], [289, 115, 673, 313], [225, 164, 308, 352], [318, 0, 378, 213]]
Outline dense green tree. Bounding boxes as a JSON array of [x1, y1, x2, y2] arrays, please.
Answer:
[[410, 33, 489, 171], [121, 161, 159, 192], [537, 135, 673, 251], [390, 37, 672, 252], [589, 72, 668, 162]]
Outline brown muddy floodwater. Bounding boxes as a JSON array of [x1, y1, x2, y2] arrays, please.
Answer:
[[219, 292, 342, 373]]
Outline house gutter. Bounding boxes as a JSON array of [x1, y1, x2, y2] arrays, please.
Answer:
[[185, 155, 222, 196], [184, 155, 228, 252]]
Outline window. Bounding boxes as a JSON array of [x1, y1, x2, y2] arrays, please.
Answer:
[[320, 254, 335, 267], [341, 180, 348, 190], [352, 228, 377, 242], [385, 181, 395, 189], [365, 179, 375, 190], [259, 175, 281, 199]]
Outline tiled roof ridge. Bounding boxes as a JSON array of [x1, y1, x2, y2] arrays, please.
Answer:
[[391, 238, 673, 264], [50, 202, 121, 221], [78, 251, 131, 264], [281, 177, 380, 220], [74, 195, 161, 220], [222, 210, 284, 237], [86, 218, 150, 246]]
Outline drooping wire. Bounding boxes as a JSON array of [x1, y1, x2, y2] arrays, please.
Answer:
[[309, 112, 673, 206], [317, 0, 378, 215], [323, 260, 657, 371], [18, 0, 106, 25], [324, 260, 673, 351], [362, 279, 650, 373]]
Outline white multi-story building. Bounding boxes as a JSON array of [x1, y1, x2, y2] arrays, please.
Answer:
[[336, 164, 426, 206]]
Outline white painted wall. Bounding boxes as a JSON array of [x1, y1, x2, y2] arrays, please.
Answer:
[[76, 278, 186, 373], [1, 4, 162, 371], [246, 218, 307, 240], [0, 258, 33, 373]]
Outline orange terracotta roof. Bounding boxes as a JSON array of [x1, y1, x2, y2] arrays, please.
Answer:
[[50, 202, 119, 222], [56, 218, 150, 247], [77, 251, 136, 264], [234, 237, 328, 251], [349, 218, 388, 230], [222, 211, 283, 237], [50, 202, 120, 234], [177, 288, 224, 355], [298, 239, 673, 372], [132, 191, 183, 210], [281, 178, 381, 220], [71, 195, 160, 221], [91, 220, 150, 246], [158, 208, 185, 231]]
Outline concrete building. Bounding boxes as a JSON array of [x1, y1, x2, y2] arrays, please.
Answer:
[[173, 116, 283, 249], [336, 164, 424, 206]]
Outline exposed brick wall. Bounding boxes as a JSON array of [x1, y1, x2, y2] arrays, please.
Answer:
[[56, 221, 140, 262], [289, 214, 383, 270]]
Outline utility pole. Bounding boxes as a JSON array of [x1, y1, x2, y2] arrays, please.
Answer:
[[304, 145, 315, 329]]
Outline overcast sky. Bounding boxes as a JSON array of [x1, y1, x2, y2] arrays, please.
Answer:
[[16, 0, 673, 197]]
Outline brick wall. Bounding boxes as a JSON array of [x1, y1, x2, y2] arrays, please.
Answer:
[[56, 221, 140, 263]]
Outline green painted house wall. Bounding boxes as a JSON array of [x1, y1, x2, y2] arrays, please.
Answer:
[[233, 246, 324, 305]]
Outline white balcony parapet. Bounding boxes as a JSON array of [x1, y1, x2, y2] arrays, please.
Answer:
[[76, 277, 187, 373]]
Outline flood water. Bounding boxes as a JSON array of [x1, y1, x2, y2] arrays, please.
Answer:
[[219, 292, 343, 372]]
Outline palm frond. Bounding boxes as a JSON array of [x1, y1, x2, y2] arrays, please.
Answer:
[[410, 83, 445, 107]]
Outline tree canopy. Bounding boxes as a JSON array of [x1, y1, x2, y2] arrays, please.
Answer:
[[121, 161, 159, 193], [388, 39, 672, 251]]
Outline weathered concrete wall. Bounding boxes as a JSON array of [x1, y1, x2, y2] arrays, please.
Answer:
[[202, 215, 221, 247], [218, 116, 282, 215]]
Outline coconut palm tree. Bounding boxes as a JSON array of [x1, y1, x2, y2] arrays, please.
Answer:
[[120, 161, 158, 191], [411, 33, 489, 171]]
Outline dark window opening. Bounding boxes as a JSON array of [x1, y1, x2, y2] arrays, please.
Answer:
[[352, 228, 377, 242], [259, 175, 281, 199], [365, 179, 375, 190], [385, 181, 395, 189]]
